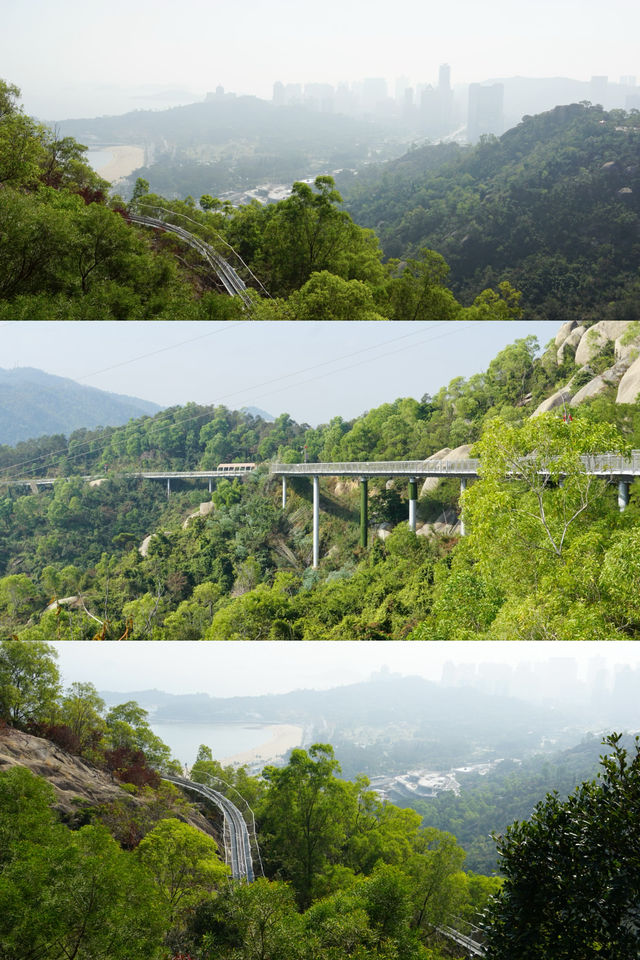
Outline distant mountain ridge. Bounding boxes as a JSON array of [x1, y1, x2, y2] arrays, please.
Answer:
[[0, 367, 161, 446]]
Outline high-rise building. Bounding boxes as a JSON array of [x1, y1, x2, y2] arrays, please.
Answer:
[[590, 75, 608, 105], [437, 63, 454, 133], [467, 83, 504, 142]]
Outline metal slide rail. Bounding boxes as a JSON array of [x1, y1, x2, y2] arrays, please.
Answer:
[[127, 212, 253, 307], [436, 923, 485, 956], [162, 773, 254, 882]]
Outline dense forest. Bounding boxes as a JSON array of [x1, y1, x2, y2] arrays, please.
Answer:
[[2, 641, 638, 958], [0, 640, 501, 960], [341, 103, 640, 319], [0, 78, 519, 323], [1, 327, 640, 640]]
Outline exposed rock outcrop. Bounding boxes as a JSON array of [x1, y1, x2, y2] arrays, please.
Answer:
[[532, 387, 573, 416], [557, 325, 585, 363], [574, 321, 631, 367], [569, 357, 634, 406], [420, 445, 472, 496], [617, 354, 640, 404], [0, 726, 218, 839], [182, 501, 215, 529]]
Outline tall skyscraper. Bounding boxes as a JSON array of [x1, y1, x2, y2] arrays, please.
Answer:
[[467, 83, 504, 142]]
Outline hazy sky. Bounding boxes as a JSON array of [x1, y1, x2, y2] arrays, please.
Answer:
[[1, 320, 555, 426], [3, 0, 638, 118], [52, 640, 640, 698]]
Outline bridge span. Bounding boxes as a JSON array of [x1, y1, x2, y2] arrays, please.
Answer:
[[3, 465, 257, 496], [271, 452, 640, 567]]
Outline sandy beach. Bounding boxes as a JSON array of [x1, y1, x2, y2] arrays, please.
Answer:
[[221, 724, 304, 767], [94, 145, 145, 183]]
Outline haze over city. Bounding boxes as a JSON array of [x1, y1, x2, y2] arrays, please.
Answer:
[[3, 0, 638, 119], [52, 640, 640, 705]]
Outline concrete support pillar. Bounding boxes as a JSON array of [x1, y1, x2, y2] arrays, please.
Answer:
[[459, 477, 467, 536], [282, 476, 287, 509], [360, 478, 368, 548], [312, 476, 319, 569], [209, 477, 213, 494], [618, 480, 630, 512], [167, 477, 171, 499], [408, 477, 417, 532]]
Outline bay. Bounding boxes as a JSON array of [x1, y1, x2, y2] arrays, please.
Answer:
[[85, 149, 114, 173], [150, 721, 281, 766]]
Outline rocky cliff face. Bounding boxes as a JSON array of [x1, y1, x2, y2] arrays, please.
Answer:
[[0, 726, 220, 841], [534, 320, 640, 415]]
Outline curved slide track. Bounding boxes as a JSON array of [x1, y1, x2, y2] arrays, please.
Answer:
[[127, 210, 253, 307], [162, 773, 255, 882]]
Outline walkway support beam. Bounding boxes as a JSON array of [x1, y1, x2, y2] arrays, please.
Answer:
[[360, 478, 368, 548], [618, 480, 630, 512], [459, 478, 467, 536], [312, 476, 319, 568], [408, 478, 417, 532], [282, 476, 287, 509]]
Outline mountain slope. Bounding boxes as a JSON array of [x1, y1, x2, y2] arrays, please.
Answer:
[[342, 103, 640, 319], [0, 367, 161, 445]]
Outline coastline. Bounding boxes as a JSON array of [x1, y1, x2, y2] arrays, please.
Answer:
[[220, 723, 303, 767], [94, 145, 145, 183]]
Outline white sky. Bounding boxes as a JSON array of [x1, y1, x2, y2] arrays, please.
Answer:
[[52, 640, 640, 698], [2, 0, 638, 118], [1, 320, 555, 427]]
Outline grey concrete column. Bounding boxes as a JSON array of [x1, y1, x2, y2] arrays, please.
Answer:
[[209, 477, 213, 494], [459, 477, 467, 536], [618, 480, 630, 512], [282, 475, 287, 509], [408, 477, 417, 532], [167, 477, 171, 499], [312, 476, 319, 568]]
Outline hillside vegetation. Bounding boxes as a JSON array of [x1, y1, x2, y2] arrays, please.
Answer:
[[342, 103, 640, 319], [0, 78, 519, 323], [0, 367, 161, 445], [2, 326, 640, 640], [0, 640, 501, 960]]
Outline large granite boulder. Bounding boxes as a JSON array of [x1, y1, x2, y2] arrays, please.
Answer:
[[555, 320, 578, 347], [420, 445, 472, 496], [557, 325, 586, 363], [532, 387, 573, 416], [574, 321, 632, 367], [617, 354, 640, 404], [570, 357, 634, 406]]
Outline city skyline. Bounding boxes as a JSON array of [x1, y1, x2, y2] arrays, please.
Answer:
[[3, 0, 638, 120]]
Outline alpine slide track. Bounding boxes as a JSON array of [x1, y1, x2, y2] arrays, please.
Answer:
[[161, 773, 257, 882], [161, 773, 485, 955], [125, 204, 257, 307]]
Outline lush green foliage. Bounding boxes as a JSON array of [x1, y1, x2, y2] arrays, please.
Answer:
[[0, 79, 520, 324], [3, 333, 640, 640], [483, 734, 640, 958], [342, 103, 640, 319]]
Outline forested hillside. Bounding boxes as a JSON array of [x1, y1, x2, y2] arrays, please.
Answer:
[[2, 326, 640, 641], [0, 640, 501, 960], [0, 78, 519, 323], [0, 367, 161, 445], [342, 103, 640, 319]]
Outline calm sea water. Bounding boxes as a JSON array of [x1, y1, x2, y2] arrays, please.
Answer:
[[85, 149, 114, 173], [150, 722, 279, 766]]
